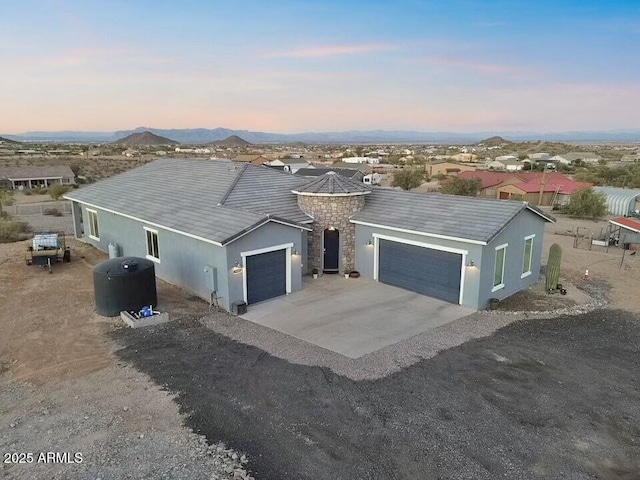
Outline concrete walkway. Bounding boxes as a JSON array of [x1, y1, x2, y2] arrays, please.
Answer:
[[241, 275, 475, 358]]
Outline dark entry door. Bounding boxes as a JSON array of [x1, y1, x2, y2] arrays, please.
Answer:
[[246, 249, 286, 304], [378, 239, 462, 304], [323, 228, 339, 272]]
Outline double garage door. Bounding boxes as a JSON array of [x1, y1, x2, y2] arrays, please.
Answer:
[[378, 239, 462, 304], [245, 249, 287, 304]]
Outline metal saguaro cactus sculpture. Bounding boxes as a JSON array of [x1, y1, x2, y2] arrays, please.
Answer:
[[546, 243, 562, 292]]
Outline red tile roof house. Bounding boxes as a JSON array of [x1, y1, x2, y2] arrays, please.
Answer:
[[458, 171, 592, 206]]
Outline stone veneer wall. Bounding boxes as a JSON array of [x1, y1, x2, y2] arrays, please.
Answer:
[[297, 194, 367, 274]]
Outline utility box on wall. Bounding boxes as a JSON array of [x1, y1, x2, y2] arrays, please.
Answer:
[[203, 265, 218, 294]]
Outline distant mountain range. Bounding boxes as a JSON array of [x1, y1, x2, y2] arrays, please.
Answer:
[[0, 136, 21, 144], [2, 126, 639, 144]]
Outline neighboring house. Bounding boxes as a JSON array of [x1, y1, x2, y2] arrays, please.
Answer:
[[552, 152, 602, 165], [528, 153, 551, 160], [0, 166, 76, 190], [488, 158, 525, 171], [65, 158, 553, 312], [232, 154, 268, 165], [458, 171, 591, 206], [428, 161, 476, 177], [594, 186, 640, 216], [341, 156, 380, 164], [330, 162, 372, 173], [495, 155, 518, 162], [450, 153, 477, 162], [267, 158, 312, 173]]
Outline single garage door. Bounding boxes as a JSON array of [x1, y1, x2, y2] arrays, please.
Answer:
[[378, 239, 462, 304], [246, 249, 287, 304]]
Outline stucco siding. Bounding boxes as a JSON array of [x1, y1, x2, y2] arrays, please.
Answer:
[[224, 222, 305, 308], [76, 203, 230, 310], [479, 209, 546, 308]]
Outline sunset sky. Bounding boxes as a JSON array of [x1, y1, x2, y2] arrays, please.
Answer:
[[1, 0, 639, 134]]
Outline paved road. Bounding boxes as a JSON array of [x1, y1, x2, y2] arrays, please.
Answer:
[[113, 309, 640, 480]]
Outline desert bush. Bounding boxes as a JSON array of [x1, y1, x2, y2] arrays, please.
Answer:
[[440, 177, 482, 196], [391, 168, 427, 190], [34, 188, 49, 195], [0, 218, 31, 243], [23, 189, 33, 196], [48, 184, 71, 200], [567, 188, 607, 219]]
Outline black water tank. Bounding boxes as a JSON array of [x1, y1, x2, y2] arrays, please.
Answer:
[[93, 257, 157, 317]]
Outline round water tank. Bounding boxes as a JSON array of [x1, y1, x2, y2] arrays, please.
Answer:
[[93, 257, 157, 317]]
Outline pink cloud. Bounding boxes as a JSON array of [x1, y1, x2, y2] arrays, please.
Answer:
[[265, 43, 396, 58]]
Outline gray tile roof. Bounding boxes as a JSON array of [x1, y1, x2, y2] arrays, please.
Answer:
[[0, 165, 75, 180], [65, 159, 310, 245], [293, 172, 371, 195], [221, 165, 312, 224], [351, 189, 550, 243]]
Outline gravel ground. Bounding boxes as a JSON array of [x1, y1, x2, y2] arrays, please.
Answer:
[[0, 368, 249, 480], [113, 309, 640, 480], [200, 276, 607, 381]]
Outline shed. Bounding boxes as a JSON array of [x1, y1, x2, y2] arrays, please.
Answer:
[[593, 186, 640, 216]]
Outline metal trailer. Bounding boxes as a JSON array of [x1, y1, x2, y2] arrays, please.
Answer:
[[25, 231, 71, 273]]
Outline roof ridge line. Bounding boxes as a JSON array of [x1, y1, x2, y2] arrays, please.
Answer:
[[218, 163, 248, 206]]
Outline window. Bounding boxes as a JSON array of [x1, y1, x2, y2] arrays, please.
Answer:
[[522, 235, 534, 277], [145, 227, 160, 262], [492, 243, 507, 291], [87, 209, 99, 240]]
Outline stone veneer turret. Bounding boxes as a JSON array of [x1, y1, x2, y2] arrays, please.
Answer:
[[292, 172, 370, 274]]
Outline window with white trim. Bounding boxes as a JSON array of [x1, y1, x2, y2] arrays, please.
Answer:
[[145, 227, 160, 261], [87, 209, 99, 240], [522, 235, 534, 277], [493, 244, 507, 291]]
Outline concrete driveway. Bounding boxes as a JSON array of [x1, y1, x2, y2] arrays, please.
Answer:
[[241, 275, 475, 358]]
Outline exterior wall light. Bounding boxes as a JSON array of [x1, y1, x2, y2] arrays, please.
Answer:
[[328, 226, 336, 231], [366, 239, 373, 246], [466, 260, 475, 267], [293, 248, 299, 255], [232, 261, 243, 274]]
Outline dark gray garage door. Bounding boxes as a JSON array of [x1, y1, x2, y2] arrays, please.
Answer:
[[246, 249, 287, 304], [378, 239, 461, 304]]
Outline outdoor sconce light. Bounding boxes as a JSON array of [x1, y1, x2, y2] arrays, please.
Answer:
[[292, 248, 299, 255], [232, 261, 243, 274], [366, 239, 373, 246], [466, 259, 475, 267], [328, 226, 336, 231]]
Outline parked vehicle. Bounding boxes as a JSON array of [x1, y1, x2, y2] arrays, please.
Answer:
[[25, 231, 70, 273]]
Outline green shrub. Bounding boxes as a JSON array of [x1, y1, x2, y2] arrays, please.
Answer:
[[23, 189, 33, 196], [567, 188, 607, 219]]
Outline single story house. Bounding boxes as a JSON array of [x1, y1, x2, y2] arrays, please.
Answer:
[[267, 158, 312, 173], [427, 161, 476, 177], [0, 165, 76, 190], [65, 158, 553, 313], [487, 158, 525, 171], [594, 186, 640, 216], [459, 171, 591, 206], [552, 152, 602, 165]]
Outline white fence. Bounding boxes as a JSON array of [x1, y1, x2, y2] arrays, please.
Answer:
[[1, 201, 72, 216]]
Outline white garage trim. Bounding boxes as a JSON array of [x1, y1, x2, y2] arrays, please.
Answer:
[[372, 233, 468, 304], [241, 242, 293, 304]]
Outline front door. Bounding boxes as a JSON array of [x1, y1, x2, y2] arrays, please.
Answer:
[[323, 228, 339, 273]]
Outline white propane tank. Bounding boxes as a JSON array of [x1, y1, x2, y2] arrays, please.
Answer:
[[108, 242, 120, 259]]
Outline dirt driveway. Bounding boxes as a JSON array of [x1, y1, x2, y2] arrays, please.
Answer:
[[0, 240, 248, 479]]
